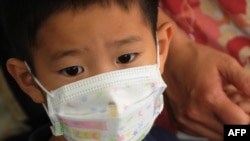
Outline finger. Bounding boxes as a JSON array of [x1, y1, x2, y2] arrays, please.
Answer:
[[213, 92, 250, 124], [167, 91, 224, 139], [176, 117, 223, 140], [185, 104, 224, 135], [219, 57, 250, 96], [223, 85, 241, 97], [238, 100, 250, 113], [198, 68, 250, 124], [228, 94, 245, 104]]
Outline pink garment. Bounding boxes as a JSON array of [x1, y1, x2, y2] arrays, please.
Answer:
[[156, 0, 250, 137], [160, 0, 250, 70]]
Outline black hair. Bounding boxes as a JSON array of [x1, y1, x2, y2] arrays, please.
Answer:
[[0, 0, 159, 72]]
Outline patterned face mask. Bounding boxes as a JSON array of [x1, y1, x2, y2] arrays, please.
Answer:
[[26, 42, 167, 141]]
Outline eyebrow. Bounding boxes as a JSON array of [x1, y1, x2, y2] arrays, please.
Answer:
[[50, 49, 81, 61], [110, 36, 142, 47]]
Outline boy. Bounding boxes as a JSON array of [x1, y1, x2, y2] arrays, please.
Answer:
[[1, 0, 177, 141]]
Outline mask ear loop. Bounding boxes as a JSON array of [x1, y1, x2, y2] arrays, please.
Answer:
[[156, 34, 161, 69], [24, 61, 61, 135], [24, 61, 51, 95], [24, 61, 50, 112]]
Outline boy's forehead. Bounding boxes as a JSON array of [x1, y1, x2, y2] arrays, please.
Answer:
[[35, 2, 152, 50], [41, 3, 145, 30], [38, 1, 148, 32]]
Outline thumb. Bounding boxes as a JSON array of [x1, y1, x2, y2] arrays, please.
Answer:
[[219, 58, 250, 97], [213, 91, 249, 124]]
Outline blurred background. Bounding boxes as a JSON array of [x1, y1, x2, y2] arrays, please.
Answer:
[[0, 68, 30, 141], [0, 20, 49, 141]]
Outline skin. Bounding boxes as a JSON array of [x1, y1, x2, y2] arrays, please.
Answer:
[[225, 85, 250, 114], [158, 8, 250, 140], [6, 4, 172, 141]]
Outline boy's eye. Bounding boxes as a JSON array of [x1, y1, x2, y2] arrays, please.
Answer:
[[116, 53, 137, 64], [60, 66, 84, 76]]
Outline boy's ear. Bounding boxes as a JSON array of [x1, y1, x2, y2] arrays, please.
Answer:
[[6, 58, 45, 103], [157, 20, 173, 73]]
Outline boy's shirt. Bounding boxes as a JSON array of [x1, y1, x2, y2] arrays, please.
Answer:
[[161, 0, 250, 71]]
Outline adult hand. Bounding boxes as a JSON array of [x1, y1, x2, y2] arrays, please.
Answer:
[[158, 8, 250, 140], [225, 85, 250, 114]]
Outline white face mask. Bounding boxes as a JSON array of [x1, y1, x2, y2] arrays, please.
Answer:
[[26, 42, 167, 141]]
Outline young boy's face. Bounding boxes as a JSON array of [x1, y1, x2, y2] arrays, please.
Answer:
[[7, 4, 171, 103], [33, 4, 156, 91]]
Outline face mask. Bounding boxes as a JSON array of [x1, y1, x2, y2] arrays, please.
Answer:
[[26, 42, 167, 141]]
